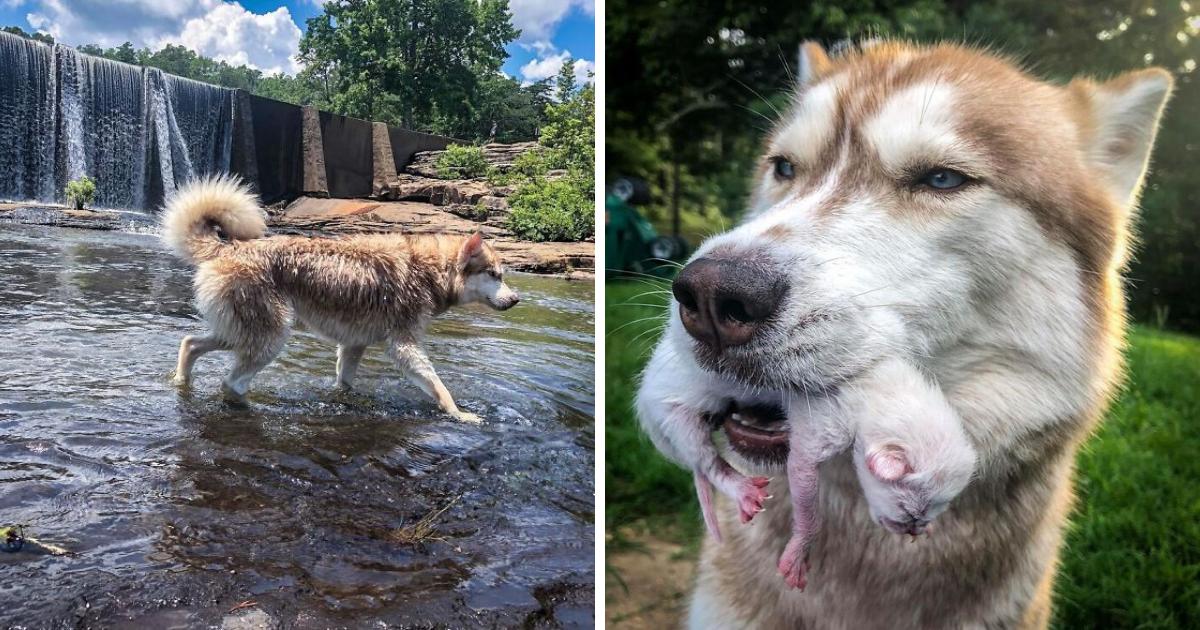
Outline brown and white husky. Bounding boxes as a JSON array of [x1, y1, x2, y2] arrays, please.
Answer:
[[636, 40, 1171, 628], [162, 176, 519, 421]]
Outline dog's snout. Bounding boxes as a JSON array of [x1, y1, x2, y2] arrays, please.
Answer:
[[672, 257, 786, 349]]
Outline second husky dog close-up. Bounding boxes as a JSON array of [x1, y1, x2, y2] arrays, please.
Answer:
[[163, 176, 518, 421], [604, 0, 1200, 628]]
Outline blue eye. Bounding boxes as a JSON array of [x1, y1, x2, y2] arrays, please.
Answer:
[[773, 158, 795, 180], [922, 169, 969, 190]]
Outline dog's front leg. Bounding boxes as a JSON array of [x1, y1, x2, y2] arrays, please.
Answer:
[[173, 334, 225, 386], [390, 341, 480, 423]]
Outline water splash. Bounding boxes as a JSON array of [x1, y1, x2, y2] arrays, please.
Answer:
[[0, 31, 235, 211]]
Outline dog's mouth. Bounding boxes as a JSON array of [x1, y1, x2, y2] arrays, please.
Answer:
[[714, 400, 789, 464]]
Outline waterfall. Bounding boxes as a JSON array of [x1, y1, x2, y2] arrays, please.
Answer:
[[0, 31, 236, 212]]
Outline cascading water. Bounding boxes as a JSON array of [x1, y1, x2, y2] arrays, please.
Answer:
[[0, 31, 236, 211]]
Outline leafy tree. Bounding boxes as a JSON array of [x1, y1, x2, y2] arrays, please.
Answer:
[[542, 62, 595, 175], [2, 26, 54, 45], [300, 0, 519, 131]]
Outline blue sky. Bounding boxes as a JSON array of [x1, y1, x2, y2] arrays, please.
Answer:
[[0, 0, 595, 83]]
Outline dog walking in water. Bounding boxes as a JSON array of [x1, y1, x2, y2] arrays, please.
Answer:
[[637, 40, 1172, 627], [162, 176, 518, 421]]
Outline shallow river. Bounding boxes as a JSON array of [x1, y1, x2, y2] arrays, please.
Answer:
[[0, 223, 595, 628]]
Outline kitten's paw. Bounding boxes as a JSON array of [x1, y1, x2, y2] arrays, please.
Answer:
[[778, 538, 810, 591], [735, 477, 771, 523]]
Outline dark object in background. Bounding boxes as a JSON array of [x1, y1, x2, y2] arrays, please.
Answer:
[[605, 177, 688, 279]]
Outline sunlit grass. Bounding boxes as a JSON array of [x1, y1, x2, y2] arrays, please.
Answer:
[[604, 279, 1200, 629]]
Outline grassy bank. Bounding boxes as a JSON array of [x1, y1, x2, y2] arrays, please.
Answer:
[[604, 279, 1200, 629]]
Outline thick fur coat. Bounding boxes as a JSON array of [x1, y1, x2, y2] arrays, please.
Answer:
[[636, 41, 1172, 628]]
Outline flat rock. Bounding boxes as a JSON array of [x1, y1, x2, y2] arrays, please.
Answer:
[[221, 608, 276, 630]]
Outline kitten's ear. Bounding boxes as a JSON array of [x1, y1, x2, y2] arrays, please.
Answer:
[[867, 444, 913, 483], [460, 232, 484, 264], [1070, 68, 1173, 208], [797, 41, 832, 89]]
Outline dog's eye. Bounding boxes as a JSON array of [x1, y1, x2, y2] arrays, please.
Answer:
[[920, 169, 969, 190], [772, 158, 795, 180]]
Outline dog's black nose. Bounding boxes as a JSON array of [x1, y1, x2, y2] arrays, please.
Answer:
[[672, 257, 786, 350]]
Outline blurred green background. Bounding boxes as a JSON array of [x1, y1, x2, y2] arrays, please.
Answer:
[[605, 1, 1200, 628]]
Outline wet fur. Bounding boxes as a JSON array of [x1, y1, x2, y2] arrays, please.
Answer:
[[636, 40, 1172, 628], [162, 176, 518, 420]]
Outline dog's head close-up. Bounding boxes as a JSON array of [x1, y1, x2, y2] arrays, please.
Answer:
[[667, 40, 1172, 398], [456, 232, 520, 310]]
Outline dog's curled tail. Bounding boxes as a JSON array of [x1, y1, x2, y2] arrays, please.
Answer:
[[161, 175, 266, 264]]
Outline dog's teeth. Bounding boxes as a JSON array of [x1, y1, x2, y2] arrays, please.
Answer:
[[731, 413, 741, 421]]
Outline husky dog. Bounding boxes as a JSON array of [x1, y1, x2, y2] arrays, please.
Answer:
[[162, 176, 519, 421], [636, 40, 1171, 628]]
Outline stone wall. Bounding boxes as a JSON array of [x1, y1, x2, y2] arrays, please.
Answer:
[[0, 31, 458, 210], [244, 93, 458, 205]]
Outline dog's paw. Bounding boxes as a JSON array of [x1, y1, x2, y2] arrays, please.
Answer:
[[453, 411, 483, 424]]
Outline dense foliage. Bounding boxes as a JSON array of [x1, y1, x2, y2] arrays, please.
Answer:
[[607, 0, 1200, 331], [435, 144, 490, 179], [508, 176, 593, 242], [506, 61, 595, 242]]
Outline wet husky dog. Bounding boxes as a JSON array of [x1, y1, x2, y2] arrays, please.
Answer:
[[637, 41, 1171, 628], [163, 176, 519, 421]]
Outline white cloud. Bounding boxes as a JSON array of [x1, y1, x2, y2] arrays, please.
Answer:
[[519, 49, 595, 87], [508, 0, 591, 45], [24, 0, 300, 74], [153, 3, 301, 75]]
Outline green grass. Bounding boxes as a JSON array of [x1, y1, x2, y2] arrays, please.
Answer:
[[604, 279, 1200, 629]]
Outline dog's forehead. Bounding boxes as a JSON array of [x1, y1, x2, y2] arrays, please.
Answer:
[[770, 46, 1039, 167]]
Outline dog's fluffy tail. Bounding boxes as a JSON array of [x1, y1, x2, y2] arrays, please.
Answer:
[[161, 175, 266, 264]]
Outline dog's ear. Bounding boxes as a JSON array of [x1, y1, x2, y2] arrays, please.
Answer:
[[797, 41, 832, 89], [1071, 68, 1173, 208], [459, 232, 484, 266]]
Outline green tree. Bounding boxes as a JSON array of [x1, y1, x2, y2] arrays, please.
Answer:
[[2, 25, 55, 45], [300, 0, 519, 131], [542, 61, 595, 175]]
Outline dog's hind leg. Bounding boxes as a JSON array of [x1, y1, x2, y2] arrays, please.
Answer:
[[336, 344, 367, 390], [173, 335, 225, 386], [222, 327, 287, 402], [389, 341, 479, 423], [222, 347, 282, 402]]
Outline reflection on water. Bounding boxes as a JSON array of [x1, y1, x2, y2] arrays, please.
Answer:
[[0, 224, 595, 627]]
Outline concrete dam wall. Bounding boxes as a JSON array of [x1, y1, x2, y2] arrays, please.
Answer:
[[0, 30, 456, 211]]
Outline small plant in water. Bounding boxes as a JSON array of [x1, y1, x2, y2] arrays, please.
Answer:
[[390, 495, 461, 545], [65, 175, 97, 210]]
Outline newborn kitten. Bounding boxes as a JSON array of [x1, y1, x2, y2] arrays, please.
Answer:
[[777, 356, 978, 590], [635, 339, 771, 543]]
